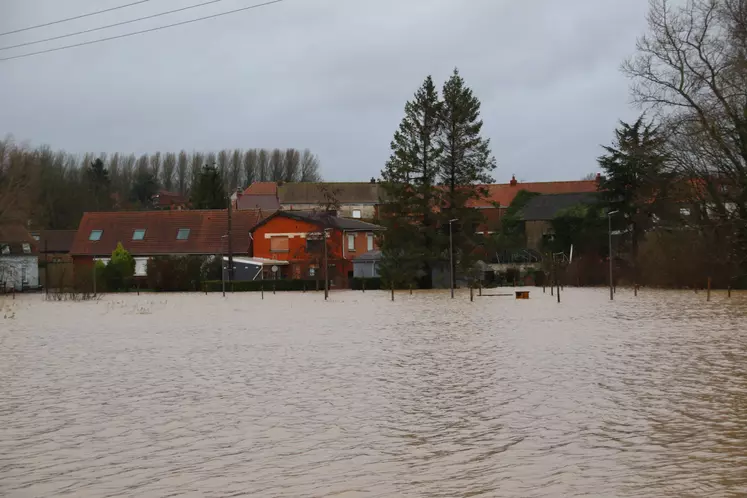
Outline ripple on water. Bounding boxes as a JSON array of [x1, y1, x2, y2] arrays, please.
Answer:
[[1, 289, 746, 497]]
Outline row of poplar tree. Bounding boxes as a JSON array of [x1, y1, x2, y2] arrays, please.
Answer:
[[378, 69, 496, 288], [0, 140, 321, 230]]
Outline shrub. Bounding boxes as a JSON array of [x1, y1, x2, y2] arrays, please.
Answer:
[[146, 255, 207, 292], [351, 277, 382, 290], [202, 279, 318, 292]]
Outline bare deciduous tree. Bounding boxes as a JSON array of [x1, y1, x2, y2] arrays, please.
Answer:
[[149, 152, 162, 182], [191, 152, 206, 190], [257, 149, 269, 182], [624, 0, 747, 271], [217, 150, 230, 189], [162, 152, 176, 191], [243, 149, 258, 186], [283, 148, 301, 182], [270, 148, 284, 181], [300, 149, 322, 182], [135, 154, 149, 176], [230, 149, 242, 192], [177, 150, 189, 195]]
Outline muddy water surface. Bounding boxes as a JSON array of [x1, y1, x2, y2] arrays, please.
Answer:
[[1, 289, 746, 497]]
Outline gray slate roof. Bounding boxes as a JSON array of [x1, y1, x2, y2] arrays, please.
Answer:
[[521, 192, 599, 221], [255, 210, 384, 232], [354, 250, 382, 262]]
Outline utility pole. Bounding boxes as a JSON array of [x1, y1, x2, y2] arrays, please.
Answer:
[[608, 210, 618, 301], [227, 196, 234, 283], [449, 219, 457, 298], [323, 228, 330, 301]]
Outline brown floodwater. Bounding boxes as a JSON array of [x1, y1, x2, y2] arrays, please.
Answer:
[[1, 288, 746, 497]]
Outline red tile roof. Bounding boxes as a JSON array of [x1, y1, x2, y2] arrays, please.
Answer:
[[0, 224, 37, 255], [468, 179, 599, 208], [243, 182, 278, 196], [70, 210, 265, 257], [152, 190, 188, 209]]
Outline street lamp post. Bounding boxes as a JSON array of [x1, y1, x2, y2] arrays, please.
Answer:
[[608, 210, 619, 301], [221, 234, 229, 298], [323, 228, 331, 301], [449, 219, 458, 299]]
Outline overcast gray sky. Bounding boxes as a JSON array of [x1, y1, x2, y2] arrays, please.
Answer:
[[0, 0, 650, 182]]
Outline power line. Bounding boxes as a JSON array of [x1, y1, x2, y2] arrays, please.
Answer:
[[1, 0, 230, 52], [0, 0, 285, 62], [0, 0, 154, 38]]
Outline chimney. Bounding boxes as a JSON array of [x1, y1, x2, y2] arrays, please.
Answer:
[[510, 175, 518, 187], [595, 173, 602, 182]]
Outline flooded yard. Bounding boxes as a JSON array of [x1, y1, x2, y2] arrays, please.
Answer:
[[1, 289, 746, 497]]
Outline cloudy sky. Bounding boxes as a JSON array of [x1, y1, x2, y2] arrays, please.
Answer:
[[1, 0, 651, 182]]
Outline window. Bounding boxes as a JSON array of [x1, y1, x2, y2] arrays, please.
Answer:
[[21, 267, 27, 284], [176, 228, 190, 240], [132, 229, 146, 241], [352, 210, 362, 219], [680, 207, 691, 217], [1, 244, 9, 255], [22, 243, 31, 254], [270, 236, 289, 252], [347, 233, 356, 251], [89, 230, 103, 241], [367, 233, 374, 251], [306, 238, 323, 254]]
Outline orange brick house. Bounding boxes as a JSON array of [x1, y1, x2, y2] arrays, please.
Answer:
[[251, 211, 384, 287]]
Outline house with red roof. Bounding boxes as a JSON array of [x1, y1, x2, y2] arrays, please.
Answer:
[[251, 210, 384, 287], [70, 209, 265, 277], [473, 175, 600, 234]]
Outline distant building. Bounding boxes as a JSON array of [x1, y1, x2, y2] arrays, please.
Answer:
[[233, 182, 280, 211], [278, 182, 383, 220], [251, 210, 384, 287], [472, 175, 600, 234], [0, 224, 39, 291], [520, 192, 600, 250], [152, 190, 189, 210]]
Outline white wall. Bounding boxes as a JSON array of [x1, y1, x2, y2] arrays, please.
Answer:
[[0, 256, 39, 291]]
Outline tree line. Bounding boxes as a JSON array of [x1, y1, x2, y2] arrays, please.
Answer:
[[378, 69, 496, 289], [0, 141, 322, 229]]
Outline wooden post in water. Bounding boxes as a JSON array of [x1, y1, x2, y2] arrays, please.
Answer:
[[707, 277, 712, 302], [391, 282, 394, 301], [470, 285, 474, 302], [362, 278, 365, 293], [634, 284, 638, 297], [728, 285, 731, 298], [479, 282, 482, 297], [409, 284, 413, 295]]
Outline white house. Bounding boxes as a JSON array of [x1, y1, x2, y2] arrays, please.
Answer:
[[0, 224, 39, 291]]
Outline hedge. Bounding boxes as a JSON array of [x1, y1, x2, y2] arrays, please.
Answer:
[[202, 279, 320, 292], [351, 277, 382, 290]]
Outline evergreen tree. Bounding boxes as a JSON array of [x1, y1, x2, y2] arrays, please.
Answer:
[[597, 117, 671, 272], [190, 164, 227, 209], [85, 158, 113, 211], [379, 76, 443, 288], [438, 68, 496, 279], [130, 168, 159, 207]]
